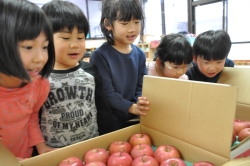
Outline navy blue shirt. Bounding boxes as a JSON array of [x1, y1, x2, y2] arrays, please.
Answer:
[[186, 58, 234, 83], [90, 42, 147, 130]]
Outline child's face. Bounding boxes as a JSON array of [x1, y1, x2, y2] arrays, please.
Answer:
[[19, 32, 49, 81], [194, 56, 226, 78], [53, 27, 86, 70], [108, 18, 141, 47]]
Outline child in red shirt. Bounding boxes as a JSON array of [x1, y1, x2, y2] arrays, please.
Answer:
[[0, 0, 55, 160]]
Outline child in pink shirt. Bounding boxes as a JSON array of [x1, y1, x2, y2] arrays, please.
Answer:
[[147, 34, 193, 79], [0, 0, 55, 160]]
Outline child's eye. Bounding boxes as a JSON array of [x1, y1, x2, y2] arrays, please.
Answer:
[[121, 22, 128, 25], [23, 46, 32, 50], [43, 46, 48, 50], [62, 37, 69, 40], [135, 21, 140, 24], [78, 37, 83, 40], [173, 66, 179, 69]]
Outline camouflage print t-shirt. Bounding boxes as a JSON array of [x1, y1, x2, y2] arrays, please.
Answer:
[[40, 62, 99, 148]]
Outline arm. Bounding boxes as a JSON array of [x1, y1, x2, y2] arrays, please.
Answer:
[[95, 73, 114, 134], [28, 77, 55, 154], [90, 50, 133, 116]]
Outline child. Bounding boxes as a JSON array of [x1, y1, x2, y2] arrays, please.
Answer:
[[186, 30, 234, 82], [0, 0, 55, 160], [90, 0, 150, 130], [41, 0, 113, 148], [148, 34, 193, 79]]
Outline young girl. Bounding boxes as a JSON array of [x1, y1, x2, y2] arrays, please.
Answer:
[[90, 0, 150, 130], [0, 0, 55, 160], [148, 34, 193, 79]]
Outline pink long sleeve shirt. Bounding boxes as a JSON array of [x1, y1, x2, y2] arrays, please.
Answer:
[[0, 76, 49, 158]]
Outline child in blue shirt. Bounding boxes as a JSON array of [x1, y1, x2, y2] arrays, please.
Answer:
[[186, 30, 234, 82]]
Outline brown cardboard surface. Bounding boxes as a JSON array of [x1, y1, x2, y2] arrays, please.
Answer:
[[222, 158, 250, 166], [141, 76, 237, 160], [1, 74, 249, 166], [0, 142, 21, 166], [218, 67, 250, 113], [21, 125, 141, 166]]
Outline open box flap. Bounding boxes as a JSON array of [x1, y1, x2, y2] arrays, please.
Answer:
[[141, 76, 237, 159], [218, 67, 250, 120], [222, 158, 250, 166], [0, 142, 21, 166]]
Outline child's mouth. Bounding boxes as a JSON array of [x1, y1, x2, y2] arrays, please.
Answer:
[[68, 53, 79, 59]]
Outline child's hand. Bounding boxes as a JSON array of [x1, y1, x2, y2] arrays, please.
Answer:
[[129, 97, 150, 116], [36, 142, 58, 155]]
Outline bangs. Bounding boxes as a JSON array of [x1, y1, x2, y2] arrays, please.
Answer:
[[193, 30, 231, 61], [42, 1, 89, 37], [157, 35, 193, 65], [115, 1, 144, 21], [18, 5, 52, 41], [51, 10, 89, 35], [166, 49, 193, 65]]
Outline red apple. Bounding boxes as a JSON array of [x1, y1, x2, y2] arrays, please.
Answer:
[[83, 148, 109, 164], [130, 144, 154, 159], [85, 161, 106, 166], [234, 120, 250, 135], [154, 145, 181, 164], [160, 158, 186, 166], [232, 130, 236, 145], [58, 157, 84, 166], [193, 161, 215, 166], [131, 155, 159, 166], [107, 152, 132, 166], [108, 141, 132, 155], [129, 133, 152, 147], [238, 128, 250, 142]]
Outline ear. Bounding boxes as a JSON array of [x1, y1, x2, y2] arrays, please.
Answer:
[[155, 58, 163, 67], [104, 19, 112, 31], [192, 55, 197, 63]]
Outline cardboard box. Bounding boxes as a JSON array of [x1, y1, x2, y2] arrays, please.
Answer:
[[218, 67, 250, 160], [1, 68, 250, 166]]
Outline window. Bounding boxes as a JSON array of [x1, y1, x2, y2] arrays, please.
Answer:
[[194, 2, 223, 35], [164, 0, 188, 35]]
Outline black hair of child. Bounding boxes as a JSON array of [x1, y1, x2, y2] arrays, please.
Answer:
[[193, 30, 232, 61], [100, 0, 145, 45], [0, 0, 55, 81], [155, 34, 193, 66], [42, 0, 89, 38]]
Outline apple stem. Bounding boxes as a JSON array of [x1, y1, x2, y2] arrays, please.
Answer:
[[166, 146, 171, 152], [142, 154, 146, 162]]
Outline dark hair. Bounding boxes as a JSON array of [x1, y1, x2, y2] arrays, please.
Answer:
[[42, 0, 89, 38], [193, 30, 231, 60], [100, 0, 145, 45], [155, 34, 193, 66], [0, 0, 55, 81]]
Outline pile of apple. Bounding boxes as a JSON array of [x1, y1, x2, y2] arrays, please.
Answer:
[[58, 133, 215, 166], [233, 119, 250, 144]]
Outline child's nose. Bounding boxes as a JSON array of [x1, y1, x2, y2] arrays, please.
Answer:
[[70, 42, 79, 49], [128, 24, 136, 32], [34, 49, 46, 63]]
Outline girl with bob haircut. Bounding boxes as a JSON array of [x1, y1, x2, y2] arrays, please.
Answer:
[[148, 34, 193, 79], [90, 0, 150, 131], [0, 0, 55, 160]]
